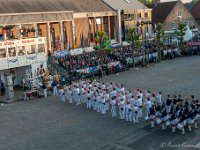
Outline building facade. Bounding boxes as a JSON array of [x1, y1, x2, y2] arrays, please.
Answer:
[[103, 0, 152, 43], [0, 0, 118, 85], [152, 0, 198, 31], [191, 0, 200, 26]]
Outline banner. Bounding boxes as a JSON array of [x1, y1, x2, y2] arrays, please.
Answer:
[[53, 50, 69, 58], [77, 66, 98, 74]]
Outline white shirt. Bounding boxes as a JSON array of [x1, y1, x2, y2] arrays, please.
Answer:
[[157, 94, 162, 102], [145, 100, 152, 109]]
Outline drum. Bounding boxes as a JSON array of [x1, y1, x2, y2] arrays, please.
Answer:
[[163, 115, 169, 122], [145, 116, 149, 121], [26, 92, 32, 98], [171, 118, 179, 125], [165, 120, 171, 126], [177, 123, 183, 130], [156, 118, 162, 124], [187, 118, 194, 125]]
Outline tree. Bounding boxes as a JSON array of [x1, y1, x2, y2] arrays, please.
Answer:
[[94, 31, 111, 66], [127, 28, 140, 67], [155, 22, 165, 61], [176, 22, 186, 54]]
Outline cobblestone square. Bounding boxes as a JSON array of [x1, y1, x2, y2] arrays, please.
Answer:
[[1, 56, 200, 150]]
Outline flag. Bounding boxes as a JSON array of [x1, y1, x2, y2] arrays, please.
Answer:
[[57, 35, 62, 50], [87, 31, 90, 47], [81, 32, 84, 48], [63, 27, 69, 50], [74, 36, 77, 49], [50, 29, 54, 50]]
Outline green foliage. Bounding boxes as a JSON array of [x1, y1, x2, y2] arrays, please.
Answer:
[[138, 0, 157, 5], [94, 31, 111, 52], [127, 28, 140, 48], [155, 22, 165, 47], [176, 22, 186, 46]]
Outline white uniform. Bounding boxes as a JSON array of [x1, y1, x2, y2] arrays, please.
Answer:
[[118, 100, 125, 120], [110, 99, 117, 117], [157, 94, 162, 106], [125, 104, 132, 121], [145, 100, 152, 117], [132, 105, 139, 123]]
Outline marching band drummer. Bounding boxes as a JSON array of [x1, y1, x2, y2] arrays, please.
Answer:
[[145, 97, 152, 117], [160, 109, 168, 130], [194, 104, 200, 129], [177, 112, 187, 134], [166, 95, 172, 114], [186, 108, 195, 132], [149, 106, 156, 128], [170, 113, 179, 133], [157, 92, 162, 106]]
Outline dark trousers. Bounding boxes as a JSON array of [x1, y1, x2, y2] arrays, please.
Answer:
[[1, 88, 5, 96]]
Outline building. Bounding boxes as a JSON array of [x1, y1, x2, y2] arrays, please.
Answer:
[[191, 0, 200, 26], [0, 0, 117, 51], [151, 0, 198, 31], [103, 0, 152, 43], [0, 0, 118, 85], [72, 0, 117, 48]]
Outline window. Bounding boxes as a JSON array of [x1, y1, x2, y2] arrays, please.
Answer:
[[8, 47, 16, 57], [38, 44, 45, 53], [171, 22, 176, 29], [0, 48, 6, 58], [89, 18, 92, 25], [103, 17, 108, 24], [18, 46, 26, 56], [96, 18, 101, 25], [145, 12, 148, 18], [138, 13, 141, 18], [27, 45, 35, 54], [177, 11, 182, 17]]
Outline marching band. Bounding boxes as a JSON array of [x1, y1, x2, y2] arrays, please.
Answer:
[[53, 79, 200, 134]]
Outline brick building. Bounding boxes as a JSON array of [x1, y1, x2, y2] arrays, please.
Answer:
[[191, 0, 200, 26], [151, 0, 198, 31]]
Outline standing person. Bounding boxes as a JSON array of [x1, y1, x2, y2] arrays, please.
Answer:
[[98, 66, 103, 79], [22, 77, 26, 91], [149, 107, 156, 128], [0, 79, 5, 96], [136, 96, 143, 118], [157, 92, 162, 106], [132, 105, 139, 123], [166, 95, 172, 114], [118, 98, 125, 120], [145, 97, 152, 117], [51, 80, 58, 96], [9, 68, 15, 84], [110, 97, 117, 117], [42, 82, 47, 98]]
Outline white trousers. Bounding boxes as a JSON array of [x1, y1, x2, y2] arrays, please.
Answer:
[[111, 105, 117, 117], [53, 87, 57, 95], [43, 89, 47, 98]]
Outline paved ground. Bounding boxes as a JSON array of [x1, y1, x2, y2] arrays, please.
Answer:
[[1, 56, 200, 150]]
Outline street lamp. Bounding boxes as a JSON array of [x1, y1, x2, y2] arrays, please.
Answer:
[[137, 20, 152, 67]]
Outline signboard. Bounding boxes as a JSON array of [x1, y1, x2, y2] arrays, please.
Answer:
[[0, 37, 47, 71], [187, 41, 200, 46]]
